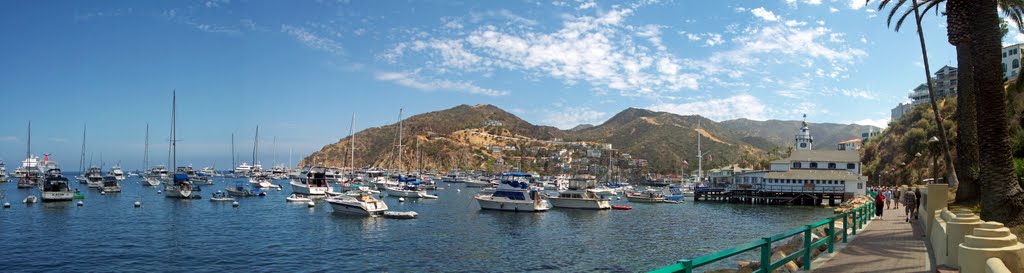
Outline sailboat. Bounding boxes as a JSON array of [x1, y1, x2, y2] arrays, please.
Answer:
[[17, 121, 42, 189], [141, 124, 162, 187], [326, 112, 390, 215], [382, 109, 437, 199], [248, 126, 279, 189], [164, 91, 194, 199], [76, 125, 88, 184]]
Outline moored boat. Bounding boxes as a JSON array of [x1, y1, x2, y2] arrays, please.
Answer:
[[101, 176, 121, 193], [290, 166, 331, 195], [625, 189, 665, 203], [547, 178, 610, 210], [326, 191, 388, 216], [475, 172, 550, 212], [40, 167, 73, 202]]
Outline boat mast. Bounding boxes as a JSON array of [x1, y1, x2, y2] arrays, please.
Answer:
[[397, 109, 403, 176], [697, 119, 702, 184], [273, 136, 277, 166], [80, 124, 87, 173], [144, 123, 149, 171], [231, 133, 235, 169], [253, 126, 259, 169], [349, 113, 356, 173], [172, 90, 177, 174], [26, 121, 31, 159]]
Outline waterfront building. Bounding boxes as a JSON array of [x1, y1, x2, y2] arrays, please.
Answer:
[[837, 138, 861, 151], [1004, 43, 1023, 81], [891, 102, 912, 120], [891, 65, 958, 121], [708, 164, 754, 185]]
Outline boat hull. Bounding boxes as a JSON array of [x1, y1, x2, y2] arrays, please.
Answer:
[[41, 191, 74, 202], [164, 185, 193, 198], [548, 197, 611, 210], [289, 181, 329, 195], [625, 196, 664, 203], [327, 199, 387, 216], [384, 188, 436, 198], [475, 197, 550, 212]]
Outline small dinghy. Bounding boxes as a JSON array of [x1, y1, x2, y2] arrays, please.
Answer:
[[23, 195, 38, 204], [286, 193, 312, 203], [663, 200, 681, 204], [383, 211, 418, 219], [611, 205, 632, 210]]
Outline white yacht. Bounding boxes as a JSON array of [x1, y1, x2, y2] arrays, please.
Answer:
[[270, 165, 288, 180], [548, 178, 611, 210], [326, 191, 388, 216], [0, 160, 8, 182], [143, 166, 168, 186], [625, 188, 666, 203], [84, 167, 104, 188], [12, 166, 27, 179], [463, 176, 492, 188], [249, 171, 279, 189], [101, 176, 121, 193], [384, 178, 438, 199], [290, 166, 331, 195], [475, 173, 550, 212], [109, 164, 126, 181], [200, 166, 218, 177], [17, 156, 42, 189], [233, 162, 254, 178], [40, 167, 73, 201]]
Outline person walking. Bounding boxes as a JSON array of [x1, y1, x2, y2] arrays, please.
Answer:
[[914, 187, 922, 220], [883, 188, 892, 210], [904, 189, 917, 222], [875, 190, 885, 220], [894, 187, 901, 210]]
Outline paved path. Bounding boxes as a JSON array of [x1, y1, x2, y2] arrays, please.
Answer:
[[812, 205, 933, 273]]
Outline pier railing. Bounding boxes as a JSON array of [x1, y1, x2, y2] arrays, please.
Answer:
[[650, 200, 876, 273]]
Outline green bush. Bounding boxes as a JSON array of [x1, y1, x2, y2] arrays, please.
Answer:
[[1014, 157, 1024, 189]]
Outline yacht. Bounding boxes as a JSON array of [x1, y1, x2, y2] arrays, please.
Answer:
[[143, 166, 168, 186], [200, 166, 218, 177], [326, 191, 388, 216], [179, 166, 212, 185], [463, 176, 492, 188], [17, 156, 42, 189], [290, 166, 331, 195], [109, 164, 126, 181], [625, 188, 666, 203], [84, 167, 104, 188], [270, 165, 288, 180], [249, 171, 279, 189], [101, 176, 121, 193], [233, 162, 254, 178], [40, 167, 73, 201], [475, 173, 550, 212], [12, 166, 27, 179], [163, 91, 193, 199], [548, 178, 611, 210], [0, 160, 8, 182], [384, 178, 438, 199], [225, 181, 266, 197]]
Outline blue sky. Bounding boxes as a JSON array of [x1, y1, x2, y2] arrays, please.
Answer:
[[0, 0, 1001, 170]]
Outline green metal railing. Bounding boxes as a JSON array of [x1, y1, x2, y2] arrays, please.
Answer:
[[650, 200, 876, 273]]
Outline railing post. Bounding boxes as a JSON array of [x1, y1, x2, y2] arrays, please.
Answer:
[[852, 209, 857, 236], [678, 259, 692, 273], [842, 213, 848, 242], [828, 217, 835, 253], [760, 237, 771, 273], [803, 225, 812, 270]]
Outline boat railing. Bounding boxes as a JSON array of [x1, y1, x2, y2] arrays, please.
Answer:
[[649, 200, 875, 273]]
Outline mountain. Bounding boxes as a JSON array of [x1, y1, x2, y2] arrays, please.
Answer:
[[719, 118, 879, 151], [301, 104, 875, 174]]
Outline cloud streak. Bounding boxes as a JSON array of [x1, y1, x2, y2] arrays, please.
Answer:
[[281, 24, 344, 55], [374, 71, 509, 97]]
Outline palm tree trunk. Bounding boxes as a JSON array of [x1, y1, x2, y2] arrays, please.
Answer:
[[968, 0, 1024, 226], [910, 0, 960, 189], [954, 44, 981, 204]]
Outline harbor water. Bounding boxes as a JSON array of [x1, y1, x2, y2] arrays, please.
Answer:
[[0, 174, 832, 272]]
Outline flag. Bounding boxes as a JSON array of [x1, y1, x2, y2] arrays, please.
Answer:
[[682, 160, 689, 168]]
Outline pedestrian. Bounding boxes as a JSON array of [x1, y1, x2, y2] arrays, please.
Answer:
[[875, 190, 885, 220], [904, 189, 917, 222], [883, 188, 892, 209], [894, 187, 901, 210]]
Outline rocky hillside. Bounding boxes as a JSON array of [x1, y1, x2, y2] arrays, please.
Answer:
[[302, 104, 876, 174]]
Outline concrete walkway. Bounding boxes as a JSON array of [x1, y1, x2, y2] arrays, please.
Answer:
[[812, 205, 933, 273]]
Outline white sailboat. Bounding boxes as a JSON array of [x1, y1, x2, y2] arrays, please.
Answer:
[[17, 122, 42, 189], [248, 126, 280, 189], [382, 109, 438, 199], [164, 91, 194, 199]]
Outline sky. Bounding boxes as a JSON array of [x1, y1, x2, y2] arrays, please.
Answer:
[[0, 0, 1010, 171]]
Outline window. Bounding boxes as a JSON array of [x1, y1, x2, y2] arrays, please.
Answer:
[[793, 162, 802, 169], [1004, 52, 1008, 58], [810, 162, 818, 168], [800, 143, 807, 148], [828, 163, 836, 169], [1014, 59, 1020, 69], [1005, 63, 1009, 72], [847, 163, 856, 169]]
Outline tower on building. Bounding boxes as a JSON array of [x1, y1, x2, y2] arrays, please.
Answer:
[[795, 114, 813, 150]]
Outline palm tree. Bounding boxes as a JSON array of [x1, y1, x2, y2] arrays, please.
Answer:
[[876, 0, 959, 193]]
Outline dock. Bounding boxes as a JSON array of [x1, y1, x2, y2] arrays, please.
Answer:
[[694, 185, 848, 206]]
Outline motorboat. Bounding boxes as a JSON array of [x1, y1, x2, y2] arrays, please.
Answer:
[[209, 191, 235, 202], [225, 182, 266, 197], [384, 178, 438, 199], [16, 156, 42, 189], [249, 172, 279, 189], [84, 166, 104, 188], [383, 211, 418, 219], [101, 176, 121, 193], [289, 166, 331, 195], [233, 162, 254, 178], [178, 166, 212, 185], [40, 167, 73, 202], [547, 178, 610, 210], [475, 173, 550, 212], [109, 164, 126, 181], [326, 191, 388, 216], [0, 160, 7, 182], [286, 193, 312, 203], [463, 177, 492, 188], [270, 165, 288, 180], [625, 189, 665, 203], [200, 166, 218, 177]]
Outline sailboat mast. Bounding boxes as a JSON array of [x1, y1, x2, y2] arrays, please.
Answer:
[[231, 133, 235, 169], [253, 126, 259, 168], [80, 124, 87, 173], [172, 91, 176, 172], [397, 109, 403, 175], [27, 121, 31, 158], [350, 113, 356, 173], [144, 123, 149, 171], [697, 119, 702, 183]]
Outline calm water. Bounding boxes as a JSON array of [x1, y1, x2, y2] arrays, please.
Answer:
[[0, 173, 832, 272]]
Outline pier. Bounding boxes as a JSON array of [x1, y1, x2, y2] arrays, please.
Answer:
[[694, 185, 847, 206]]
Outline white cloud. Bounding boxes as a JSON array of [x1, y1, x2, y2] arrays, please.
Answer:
[[649, 94, 768, 121], [847, 0, 864, 10], [785, 0, 797, 8], [829, 7, 839, 13], [281, 25, 343, 55], [805, 0, 822, 5], [685, 32, 702, 41], [838, 88, 878, 100], [636, 24, 667, 51], [374, 71, 509, 96], [541, 106, 608, 129], [853, 118, 890, 128], [751, 7, 779, 22], [577, 1, 596, 10], [704, 33, 724, 46]]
